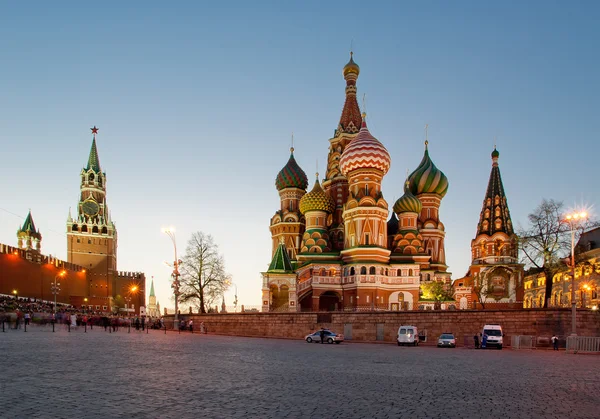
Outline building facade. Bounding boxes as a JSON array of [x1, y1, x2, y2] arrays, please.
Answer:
[[453, 147, 523, 309], [523, 227, 600, 309], [262, 55, 451, 312], [0, 127, 145, 314]]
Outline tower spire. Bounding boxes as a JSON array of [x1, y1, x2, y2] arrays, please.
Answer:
[[338, 52, 362, 135], [149, 278, 155, 297], [87, 126, 101, 172]]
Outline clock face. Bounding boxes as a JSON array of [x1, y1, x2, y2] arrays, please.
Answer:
[[82, 200, 99, 216]]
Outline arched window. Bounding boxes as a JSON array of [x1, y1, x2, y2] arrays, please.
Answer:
[[350, 267, 355, 275], [88, 173, 95, 182], [369, 267, 375, 275], [92, 226, 99, 234], [72, 224, 78, 232], [409, 269, 413, 276], [397, 270, 401, 277], [360, 266, 367, 275], [81, 225, 88, 233]]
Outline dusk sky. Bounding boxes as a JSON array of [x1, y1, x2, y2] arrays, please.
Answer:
[[1, 2, 598, 310]]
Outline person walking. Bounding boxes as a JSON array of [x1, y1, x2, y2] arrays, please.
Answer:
[[481, 332, 488, 349], [552, 335, 559, 351], [319, 328, 325, 344], [24, 312, 31, 327], [473, 333, 480, 349], [189, 320, 193, 333]]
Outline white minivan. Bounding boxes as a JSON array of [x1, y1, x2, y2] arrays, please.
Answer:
[[397, 325, 419, 346], [482, 324, 503, 349]]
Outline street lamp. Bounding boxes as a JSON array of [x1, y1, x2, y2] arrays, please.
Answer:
[[12, 289, 18, 300], [51, 271, 66, 314], [162, 227, 181, 329], [564, 211, 588, 336]]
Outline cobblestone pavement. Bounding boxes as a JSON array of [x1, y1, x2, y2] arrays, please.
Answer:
[[0, 325, 598, 418]]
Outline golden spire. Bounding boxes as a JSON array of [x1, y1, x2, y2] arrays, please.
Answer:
[[290, 132, 294, 153], [424, 123, 429, 148]]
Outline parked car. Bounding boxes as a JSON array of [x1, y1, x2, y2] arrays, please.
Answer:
[[397, 325, 419, 346], [305, 329, 344, 344], [437, 333, 456, 348], [482, 324, 504, 349]]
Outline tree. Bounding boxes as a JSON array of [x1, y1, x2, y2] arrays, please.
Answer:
[[112, 295, 125, 314], [518, 199, 596, 308], [420, 281, 454, 309], [179, 232, 231, 314], [473, 282, 489, 309]]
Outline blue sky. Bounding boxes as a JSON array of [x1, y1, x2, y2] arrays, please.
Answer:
[[1, 1, 598, 310]]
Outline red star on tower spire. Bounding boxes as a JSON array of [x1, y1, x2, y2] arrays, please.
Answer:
[[91, 126, 99, 135]]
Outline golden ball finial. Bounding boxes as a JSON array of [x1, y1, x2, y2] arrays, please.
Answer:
[[343, 52, 360, 77], [290, 146, 294, 153]]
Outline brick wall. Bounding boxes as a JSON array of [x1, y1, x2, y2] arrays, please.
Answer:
[[176, 309, 600, 346]]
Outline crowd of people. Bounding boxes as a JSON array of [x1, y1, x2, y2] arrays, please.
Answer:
[[0, 295, 164, 330]]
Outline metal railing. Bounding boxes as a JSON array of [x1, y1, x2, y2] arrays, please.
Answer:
[[511, 335, 535, 349], [566, 336, 600, 353]]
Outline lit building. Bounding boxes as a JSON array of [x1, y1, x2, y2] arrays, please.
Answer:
[[262, 54, 450, 312], [453, 147, 523, 308]]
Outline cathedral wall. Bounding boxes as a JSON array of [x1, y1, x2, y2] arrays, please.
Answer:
[[173, 309, 600, 346]]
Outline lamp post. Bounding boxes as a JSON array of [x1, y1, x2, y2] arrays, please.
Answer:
[[564, 211, 587, 336], [162, 227, 181, 330], [12, 289, 18, 300], [51, 271, 66, 314]]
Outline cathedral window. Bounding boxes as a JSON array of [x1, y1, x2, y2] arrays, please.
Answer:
[[360, 266, 367, 275], [366, 295, 370, 303], [88, 239, 91, 244], [369, 267, 375, 275], [365, 234, 370, 245], [495, 207, 501, 217], [102, 227, 108, 235], [409, 269, 413, 276], [484, 209, 490, 219], [350, 267, 355, 275], [77, 238, 80, 243], [397, 270, 401, 277], [495, 219, 502, 230], [92, 226, 99, 234], [88, 173, 95, 182], [82, 225, 88, 233]]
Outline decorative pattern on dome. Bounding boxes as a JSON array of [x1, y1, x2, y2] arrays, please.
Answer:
[[300, 229, 332, 253], [299, 176, 335, 214], [393, 181, 423, 214], [275, 148, 308, 191], [408, 143, 448, 197], [339, 115, 391, 176]]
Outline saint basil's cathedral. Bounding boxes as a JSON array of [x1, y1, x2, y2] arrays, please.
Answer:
[[262, 54, 459, 312], [261, 54, 523, 312]]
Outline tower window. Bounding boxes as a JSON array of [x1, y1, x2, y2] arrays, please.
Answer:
[[365, 234, 370, 245], [360, 266, 367, 275], [77, 238, 80, 243], [88, 239, 91, 244], [369, 267, 375, 275]]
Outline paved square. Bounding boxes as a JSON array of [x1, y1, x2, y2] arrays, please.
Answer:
[[0, 325, 598, 418]]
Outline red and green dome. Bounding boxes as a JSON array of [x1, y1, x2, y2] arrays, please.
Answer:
[[408, 143, 448, 197], [300, 176, 335, 214], [339, 115, 391, 176], [275, 148, 308, 191], [394, 181, 423, 214]]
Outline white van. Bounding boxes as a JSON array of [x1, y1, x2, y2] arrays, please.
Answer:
[[397, 325, 419, 346], [482, 324, 503, 349]]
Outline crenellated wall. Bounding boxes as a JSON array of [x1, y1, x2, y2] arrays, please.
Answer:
[[173, 309, 600, 346]]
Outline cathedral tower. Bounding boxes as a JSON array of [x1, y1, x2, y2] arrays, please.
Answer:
[[66, 127, 117, 297], [469, 147, 522, 302], [323, 53, 363, 251], [408, 140, 450, 281], [270, 146, 308, 261], [17, 210, 42, 252], [339, 114, 391, 264]]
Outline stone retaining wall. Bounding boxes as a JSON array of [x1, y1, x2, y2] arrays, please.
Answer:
[[173, 309, 600, 346]]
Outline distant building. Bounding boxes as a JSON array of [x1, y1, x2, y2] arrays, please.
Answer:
[[523, 227, 600, 309]]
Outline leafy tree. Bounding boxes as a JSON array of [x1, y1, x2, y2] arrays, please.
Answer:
[[473, 283, 489, 309], [112, 295, 125, 313], [518, 199, 596, 308], [179, 232, 231, 313], [420, 281, 454, 308]]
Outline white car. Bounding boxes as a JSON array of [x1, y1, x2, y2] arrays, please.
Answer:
[[397, 325, 419, 346], [482, 324, 503, 349], [437, 333, 456, 348]]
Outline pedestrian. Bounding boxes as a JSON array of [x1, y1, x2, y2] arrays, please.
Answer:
[[552, 334, 559, 351], [473, 333, 480, 349], [24, 312, 31, 326], [189, 320, 193, 333], [319, 328, 325, 344], [481, 333, 488, 349]]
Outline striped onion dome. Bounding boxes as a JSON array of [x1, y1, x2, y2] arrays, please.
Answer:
[[408, 142, 448, 197], [339, 114, 391, 176], [393, 181, 423, 214], [275, 148, 308, 191], [299, 175, 335, 214]]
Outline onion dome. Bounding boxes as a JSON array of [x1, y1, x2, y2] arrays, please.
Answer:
[[394, 181, 423, 214], [299, 174, 335, 214], [275, 148, 308, 191], [343, 52, 360, 78], [408, 142, 448, 197], [339, 114, 391, 176], [491, 147, 499, 159]]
